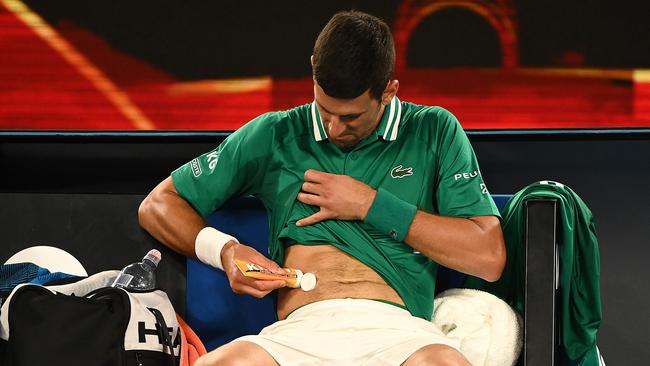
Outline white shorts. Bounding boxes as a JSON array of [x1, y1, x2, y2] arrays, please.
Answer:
[[234, 298, 461, 366]]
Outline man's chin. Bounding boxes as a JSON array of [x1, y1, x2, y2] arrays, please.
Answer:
[[331, 141, 353, 148], [331, 137, 357, 148]]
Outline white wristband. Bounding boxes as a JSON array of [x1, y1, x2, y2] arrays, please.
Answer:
[[195, 227, 239, 270]]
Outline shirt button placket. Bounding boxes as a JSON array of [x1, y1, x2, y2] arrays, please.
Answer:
[[343, 152, 359, 174]]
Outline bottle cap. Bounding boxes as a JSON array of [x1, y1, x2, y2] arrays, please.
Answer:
[[300, 272, 317, 291], [144, 249, 162, 266]]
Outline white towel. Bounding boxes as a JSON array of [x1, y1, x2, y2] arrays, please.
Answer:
[[432, 288, 523, 366]]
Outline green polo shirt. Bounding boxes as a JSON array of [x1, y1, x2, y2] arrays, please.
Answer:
[[172, 96, 500, 320]]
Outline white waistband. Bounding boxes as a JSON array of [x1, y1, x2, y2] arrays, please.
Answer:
[[287, 298, 410, 319]]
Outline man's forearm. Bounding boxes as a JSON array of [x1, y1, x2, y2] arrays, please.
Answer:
[[404, 211, 506, 282], [138, 179, 206, 258], [360, 187, 505, 281]]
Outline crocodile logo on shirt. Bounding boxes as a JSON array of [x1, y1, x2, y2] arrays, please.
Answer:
[[390, 165, 413, 179]]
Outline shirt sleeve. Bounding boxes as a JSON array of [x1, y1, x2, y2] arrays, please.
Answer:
[[433, 108, 500, 218], [170, 114, 273, 217]]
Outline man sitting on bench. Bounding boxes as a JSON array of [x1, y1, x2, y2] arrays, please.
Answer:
[[139, 10, 505, 366]]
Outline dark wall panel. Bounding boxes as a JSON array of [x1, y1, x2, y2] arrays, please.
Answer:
[[0, 193, 187, 315]]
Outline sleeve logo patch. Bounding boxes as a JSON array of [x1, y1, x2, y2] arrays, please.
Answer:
[[391, 165, 414, 179], [453, 170, 479, 181], [205, 150, 220, 170], [190, 158, 202, 177]]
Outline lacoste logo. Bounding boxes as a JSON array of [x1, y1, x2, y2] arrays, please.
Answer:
[[390, 165, 413, 179]]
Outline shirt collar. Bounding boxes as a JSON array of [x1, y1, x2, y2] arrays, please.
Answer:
[[309, 101, 327, 142], [309, 96, 403, 142], [376, 96, 402, 141]]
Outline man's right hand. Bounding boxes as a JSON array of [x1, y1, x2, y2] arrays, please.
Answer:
[[221, 241, 287, 298]]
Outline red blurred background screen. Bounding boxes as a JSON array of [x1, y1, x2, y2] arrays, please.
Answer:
[[1, 0, 649, 130]]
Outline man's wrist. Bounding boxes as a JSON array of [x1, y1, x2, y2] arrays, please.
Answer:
[[363, 188, 417, 242], [195, 227, 239, 270], [220, 240, 239, 269], [359, 189, 378, 221]]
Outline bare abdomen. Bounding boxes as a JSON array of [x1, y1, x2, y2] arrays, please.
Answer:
[[276, 244, 404, 320]]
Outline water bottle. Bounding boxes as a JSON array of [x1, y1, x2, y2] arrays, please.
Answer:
[[111, 249, 161, 291]]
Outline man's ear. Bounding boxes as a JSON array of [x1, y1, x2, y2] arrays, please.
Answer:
[[382, 80, 399, 105], [310, 55, 314, 67]]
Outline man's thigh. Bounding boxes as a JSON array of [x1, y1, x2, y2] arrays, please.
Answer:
[[194, 340, 279, 366], [401, 344, 470, 366]]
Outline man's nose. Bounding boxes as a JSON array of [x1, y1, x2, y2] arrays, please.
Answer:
[[327, 117, 345, 138]]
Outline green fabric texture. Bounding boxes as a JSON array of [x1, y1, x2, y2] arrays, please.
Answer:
[[364, 188, 418, 242], [464, 181, 602, 366]]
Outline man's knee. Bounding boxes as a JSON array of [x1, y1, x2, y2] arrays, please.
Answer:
[[402, 344, 470, 366], [194, 351, 247, 366], [194, 340, 278, 366]]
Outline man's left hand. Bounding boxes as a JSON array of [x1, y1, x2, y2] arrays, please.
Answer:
[[296, 169, 376, 226]]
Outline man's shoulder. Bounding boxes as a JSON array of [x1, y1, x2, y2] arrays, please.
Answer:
[[248, 103, 309, 125], [238, 103, 312, 138], [401, 101, 456, 122], [399, 101, 459, 133]]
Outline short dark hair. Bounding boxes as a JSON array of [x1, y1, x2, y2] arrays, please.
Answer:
[[312, 10, 395, 101]]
